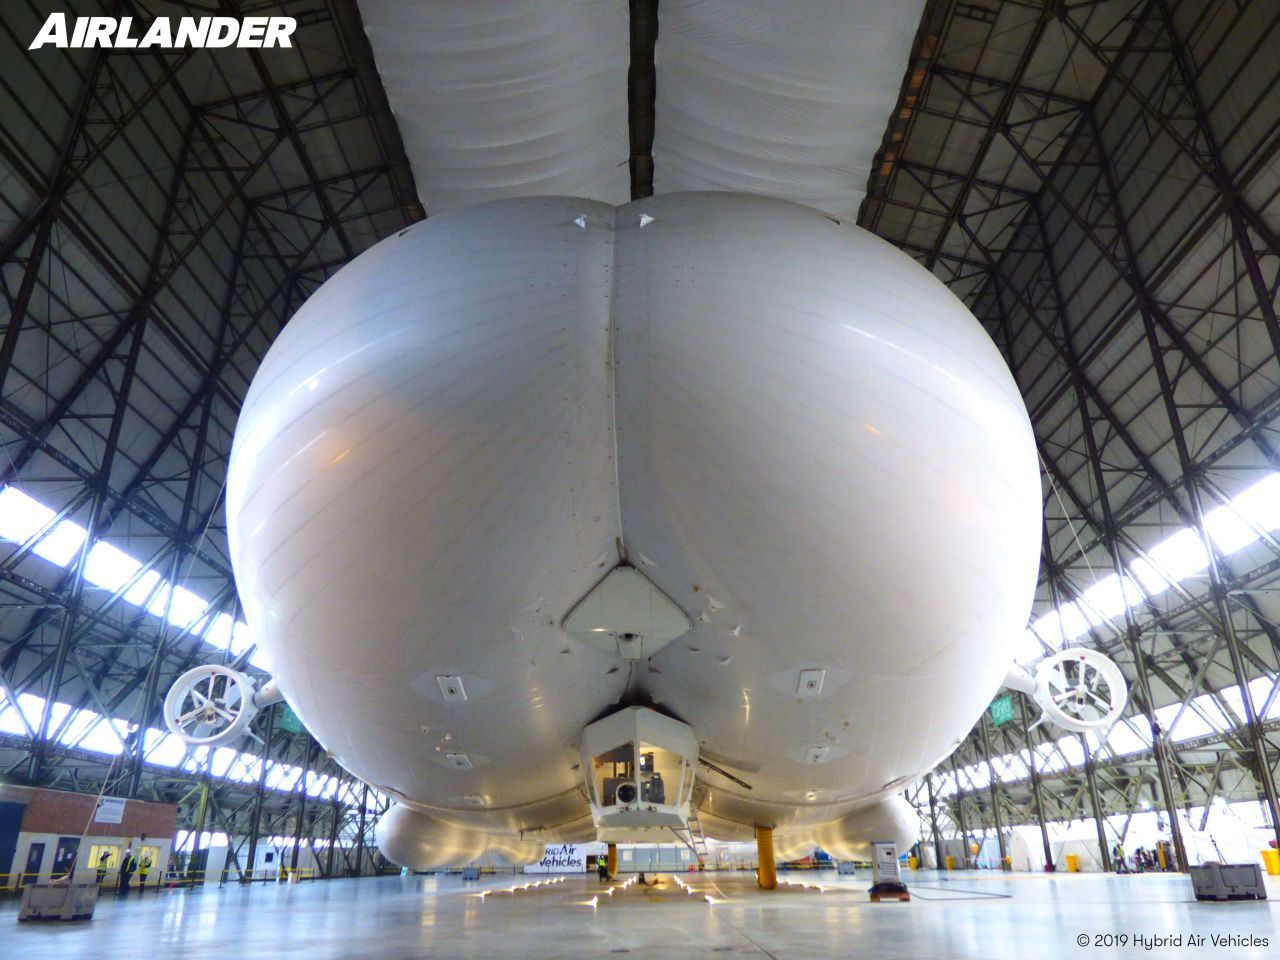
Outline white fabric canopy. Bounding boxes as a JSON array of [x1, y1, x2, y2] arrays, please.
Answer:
[[652, 0, 926, 219], [358, 0, 631, 215], [358, 1, 925, 219]]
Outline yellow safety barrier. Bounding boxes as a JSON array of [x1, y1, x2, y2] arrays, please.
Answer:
[[3, 863, 332, 894], [1, 870, 169, 893], [1065, 854, 1080, 873], [1262, 849, 1280, 876], [0, 871, 46, 892], [945, 855, 955, 870], [907, 856, 919, 869]]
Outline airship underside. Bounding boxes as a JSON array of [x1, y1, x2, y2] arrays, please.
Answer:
[[167, 192, 1082, 864]]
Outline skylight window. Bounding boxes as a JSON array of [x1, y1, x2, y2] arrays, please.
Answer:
[[43, 699, 71, 735], [83, 541, 143, 591], [123, 569, 163, 606], [3, 689, 358, 807], [1079, 574, 1145, 621], [247, 644, 272, 671], [1100, 727, 1152, 762], [1030, 610, 1063, 646], [1034, 742, 1062, 773], [144, 730, 185, 767], [1127, 556, 1172, 596], [1013, 628, 1046, 664], [33, 518, 88, 566], [77, 716, 129, 755], [234, 757, 262, 784], [0, 487, 56, 543], [1033, 602, 1094, 644], [1055, 736, 1085, 768], [10, 693, 46, 736], [147, 583, 209, 630], [211, 747, 238, 778], [1146, 528, 1210, 583], [1154, 702, 1214, 742], [962, 764, 990, 790], [1231, 473, 1280, 530], [1202, 503, 1258, 555], [0, 700, 28, 736], [995, 753, 1029, 783], [203, 613, 235, 651], [1188, 692, 1234, 732], [181, 746, 210, 773], [55, 708, 101, 749], [229, 621, 257, 657], [1245, 677, 1279, 721]]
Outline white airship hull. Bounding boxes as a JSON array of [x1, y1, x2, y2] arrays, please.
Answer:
[[226, 193, 1041, 852]]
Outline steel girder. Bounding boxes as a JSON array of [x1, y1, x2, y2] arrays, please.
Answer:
[[863, 0, 1280, 854], [0, 0, 418, 865]]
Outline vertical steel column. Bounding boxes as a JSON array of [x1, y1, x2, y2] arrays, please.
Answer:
[[325, 778, 342, 878], [0, 53, 105, 392], [189, 777, 211, 883], [978, 719, 1009, 869], [1081, 734, 1112, 871], [29, 324, 147, 781], [243, 704, 276, 883], [949, 754, 972, 868], [291, 739, 314, 872], [355, 783, 369, 877], [1091, 110, 1280, 857], [1032, 201, 1191, 871], [925, 773, 945, 868], [1018, 696, 1054, 871], [128, 189, 239, 799], [29, 113, 196, 784]]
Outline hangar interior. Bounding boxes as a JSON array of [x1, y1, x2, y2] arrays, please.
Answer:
[[2, 0, 1280, 956]]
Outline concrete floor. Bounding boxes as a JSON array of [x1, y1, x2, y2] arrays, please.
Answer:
[[3, 869, 1278, 959]]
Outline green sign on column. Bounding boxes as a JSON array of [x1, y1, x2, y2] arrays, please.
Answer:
[[989, 694, 1015, 726], [280, 704, 303, 734]]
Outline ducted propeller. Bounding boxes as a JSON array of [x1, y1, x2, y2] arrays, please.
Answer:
[[1004, 647, 1128, 734], [163, 664, 284, 748]]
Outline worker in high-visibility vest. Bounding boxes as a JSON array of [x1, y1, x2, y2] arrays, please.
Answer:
[[1112, 842, 1129, 874], [117, 847, 137, 894]]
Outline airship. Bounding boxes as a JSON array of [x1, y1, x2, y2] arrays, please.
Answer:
[[163, 192, 1127, 878]]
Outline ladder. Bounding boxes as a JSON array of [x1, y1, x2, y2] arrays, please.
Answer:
[[671, 808, 710, 868]]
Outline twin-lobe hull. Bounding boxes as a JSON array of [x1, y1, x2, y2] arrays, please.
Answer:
[[227, 193, 1040, 840]]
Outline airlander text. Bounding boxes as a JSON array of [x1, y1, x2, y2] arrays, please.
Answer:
[[29, 14, 297, 50]]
